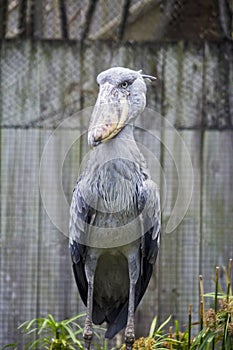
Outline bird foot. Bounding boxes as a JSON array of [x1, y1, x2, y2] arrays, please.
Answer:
[[125, 326, 135, 350], [83, 326, 93, 350], [126, 344, 134, 350], [84, 336, 92, 350], [84, 343, 91, 350]]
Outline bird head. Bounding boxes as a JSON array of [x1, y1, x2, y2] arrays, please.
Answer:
[[88, 67, 156, 147]]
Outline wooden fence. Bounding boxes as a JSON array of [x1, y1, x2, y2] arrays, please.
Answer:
[[0, 40, 233, 347]]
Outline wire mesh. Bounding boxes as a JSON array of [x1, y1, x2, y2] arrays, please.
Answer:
[[1, 0, 232, 41], [0, 0, 233, 348]]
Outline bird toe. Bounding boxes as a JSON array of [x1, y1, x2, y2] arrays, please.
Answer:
[[125, 326, 135, 349], [83, 326, 93, 350]]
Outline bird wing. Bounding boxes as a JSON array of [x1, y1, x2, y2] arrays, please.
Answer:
[[69, 177, 94, 306], [70, 167, 160, 338], [136, 178, 161, 307], [105, 178, 161, 339]]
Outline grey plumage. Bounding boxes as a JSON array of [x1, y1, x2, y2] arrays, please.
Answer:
[[69, 67, 160, 349]]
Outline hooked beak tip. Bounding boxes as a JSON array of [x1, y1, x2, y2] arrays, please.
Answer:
[[88, 129, 102, 147], [88, 134, 97, 148]]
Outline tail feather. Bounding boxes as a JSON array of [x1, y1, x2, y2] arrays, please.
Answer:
[[93, 302, 105, 325], [104, 262, 153, 339], [105, 302, 128, 339]]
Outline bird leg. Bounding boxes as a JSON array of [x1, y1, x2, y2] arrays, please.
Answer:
[[125, 254, 139, 350], [83, 284, 94, 350], [125, 283, 136, 349], [84, 253, 98, 350]]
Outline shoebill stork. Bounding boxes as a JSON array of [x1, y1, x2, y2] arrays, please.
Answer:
[[69, 67, 160, 350]]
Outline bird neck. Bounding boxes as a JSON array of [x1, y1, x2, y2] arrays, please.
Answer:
[[88, 123, 147, 172], [117, 123, 135, 141]]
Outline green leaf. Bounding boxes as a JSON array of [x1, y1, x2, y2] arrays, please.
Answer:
[[47, 314, 57, 326], [149, 315, 158, 337], [22, 327, 39, 335], [38, 319, 50, 335], [18, 318, 37, 331], [157, 315, 172, 334], [2, 344, 17, 350], [64, 313, 86, 325], [204, 291, 225, 299], [62, 324, 78, 342], [71, 323, 83, 333], [26, 338, 45, 350]]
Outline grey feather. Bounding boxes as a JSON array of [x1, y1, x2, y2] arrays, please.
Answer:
[[69, 67, 160, 345]]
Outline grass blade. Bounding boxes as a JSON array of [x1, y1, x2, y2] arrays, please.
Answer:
[[2, 345, 17, 349], [64, 313, 86, 325], [157, 315, 172, 334], [149, 315, 158, 337]]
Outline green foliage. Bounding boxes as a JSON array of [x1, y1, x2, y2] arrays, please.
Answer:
[[4, 260, 233, 350], [121, 259, 233, 350], [18, 313, 85, 349], [4, 313, 108, 350]]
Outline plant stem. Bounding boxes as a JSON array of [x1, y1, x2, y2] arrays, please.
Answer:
[[169, 326, 173, 350], [175, 320, 179, 341], [56, 329, 60, 339], [226, 283, 230, 304], [222, 315, 228, 350], [214, 266, 219, 313], [188, 305, 192, 350], [199, 275, 204, 333], [228, 258, 232, 294], [222, 260, 232, 350], [212, 266, 219, 350]]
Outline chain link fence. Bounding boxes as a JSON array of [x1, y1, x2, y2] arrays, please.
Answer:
[[1, 0, 232, 41], [0, 0, 233, 347]]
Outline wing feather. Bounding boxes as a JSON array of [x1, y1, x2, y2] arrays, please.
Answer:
[[69, 179, 90, 306], [69, 171, 161, 337], [135, 179, 161, 308]]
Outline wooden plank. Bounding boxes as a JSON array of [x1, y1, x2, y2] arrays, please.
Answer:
[[129, 44, 162, 112], [203, 42, 232, 129], [65, 0, 84, 40], [162, 42, 204, 128], [88, 0, 125, 40], [0, 0, 7, 38], [133, 45, 163, 337], [42, 0, 62, 39], [1, 41, 40, 126], [0, 129, 40, 345], [229, 43, 233, 126], [134, 120, 162, 337], [0, 130, 83, 343], [37, 128, 85, 322], [38, 41, 81, 128], [81, 43, 100, 109], [158, 130, 201, 329], [201, 131, 233, 300], [0, 40, 81, 128]]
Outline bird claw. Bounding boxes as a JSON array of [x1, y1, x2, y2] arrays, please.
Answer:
[[84, 336, 92, 350], [126, 344, 134, 350], [125, 340, 134, 350], [83, 326, 93, 350], [125, 326, 135, 350]]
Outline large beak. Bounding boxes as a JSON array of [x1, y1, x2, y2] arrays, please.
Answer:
[[88, 82, 130, 147]]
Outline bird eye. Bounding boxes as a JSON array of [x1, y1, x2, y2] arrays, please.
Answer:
[[121, 81, 129, 89]]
